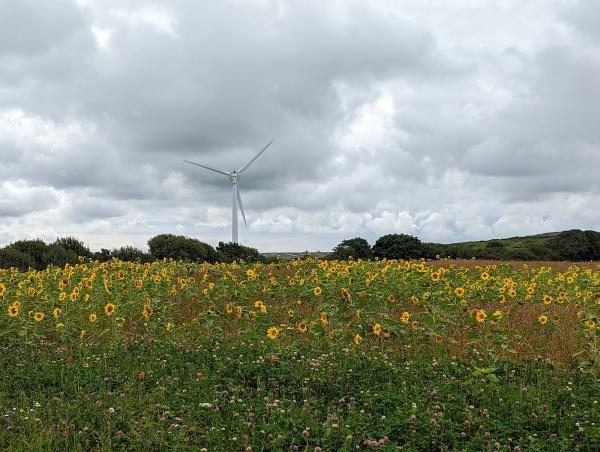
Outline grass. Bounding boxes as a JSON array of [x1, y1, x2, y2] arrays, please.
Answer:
[[1, 257, 600, 450]]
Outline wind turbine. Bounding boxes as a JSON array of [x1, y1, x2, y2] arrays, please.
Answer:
[[183, 140, 274, 244]]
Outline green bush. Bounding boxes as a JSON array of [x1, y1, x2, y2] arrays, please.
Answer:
[[53, 236, 91, 258], [372, 234, 426, 260], [216, 241, 265, 263], [148, 234, 218, 263], [328, 237, 372, 260], [43, 244, 79, 268], [9, 239, 49, 270], [110, 246, 152, 263], [0, 247, 36, 271]]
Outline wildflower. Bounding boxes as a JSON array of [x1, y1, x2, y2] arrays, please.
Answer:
[[320, 312, 329, 327], [143, 304, 153, 320], [372, 323, 382, 336], [267, 327, 279, 340], [538, 314, 548, 325], [341, 288, 351, 301], [8, 303, 19, 317], [104, 303, 116, 317], [476, 310, 487, 323]]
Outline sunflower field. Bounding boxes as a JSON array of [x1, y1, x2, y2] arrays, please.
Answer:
[[1, 257, 600, 450]]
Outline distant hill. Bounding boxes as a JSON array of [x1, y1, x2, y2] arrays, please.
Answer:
[[430, 229, 600, 261]]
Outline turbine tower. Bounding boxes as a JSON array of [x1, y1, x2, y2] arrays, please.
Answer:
[[183, 140, 274, 244]]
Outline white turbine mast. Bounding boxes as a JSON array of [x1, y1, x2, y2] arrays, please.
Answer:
[[183, 140, 274, 244]]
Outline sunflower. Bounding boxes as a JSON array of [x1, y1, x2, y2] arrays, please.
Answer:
[[401, 312, 410, 324], [481, 272, 490, 281], [254, 300, 264, 309], [372, 323, 382, 336], [431, 272, 440, 281], [297, 322, 308, 333], [134, 280, 143, 289], [287, 309, 294, 318], [59, 292, 67, 302], [53, 308, 62, 319], [143, 304, 153, 320], [382, 329, 391, 338], [341, 288, 351, 302], [476, 310, 487, 323], [89, 313, 97, 322], [586, 319, 596, 329], [208, 305, 217, 314], [493, 310, 503, 319], [28, 287, 36, 297], [538, 314, 548, 325], [411, 295, 419, 304], [34, 312, 45, 322], [320, 312, 329, 327], [0, 283, 5, 298], [313, 287, 322, 296], [387, 294, 396, 302], [259, 304, 267, 313], [7, 304, 19, 317], [454, 287, 465, 297], [226, 303, 234, 314], [267, 326, 279, 340], [246, 269, 255, 278], [104, 303, 116, 317], [543, 295, 553, 305], [70, 292, 77, 302]]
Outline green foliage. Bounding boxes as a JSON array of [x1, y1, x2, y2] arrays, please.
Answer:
[[53, 236, 92, 258], [110, 246, 152, 263], [215, 241, 264, 263], [0, 247, 36, 271], [372, 233, 425, 260], [148, 234, 218, 263], [329, 237, 372, 260], [42, 244, 79, 267], [547, 229, 600, 261], [9, 239, 49, 270]]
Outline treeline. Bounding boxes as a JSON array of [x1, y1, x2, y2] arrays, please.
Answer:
[[0, 234, 269, 271], [328, 230, 600, 261]]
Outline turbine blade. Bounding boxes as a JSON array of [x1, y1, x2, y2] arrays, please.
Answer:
[[183, 160, 229, 176], [237, 140, 274, 174], [236, 185, 247, 227]]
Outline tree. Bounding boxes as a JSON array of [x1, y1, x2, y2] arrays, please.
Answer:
[[329, 237, 372, 260], [111, 246, 152, 263], [547, 229, 593, 261], [43, 244, 79, 267], [216, 242, 264, 263], [9, 239, 49, 270], [53, 236, 91, 258], [148, 234, 218, 263], [372, 234, 425, 260], [0, 247, 36, 271]]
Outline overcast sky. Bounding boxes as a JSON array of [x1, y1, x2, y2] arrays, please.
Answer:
[[1, 0, 599, 252]]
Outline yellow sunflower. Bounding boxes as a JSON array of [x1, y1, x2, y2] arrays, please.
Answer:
[[267, 326, 279, 340], [104, 303, 116, 317]]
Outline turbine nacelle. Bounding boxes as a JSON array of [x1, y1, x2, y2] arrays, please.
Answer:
[[183, 140, 274, 244]]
